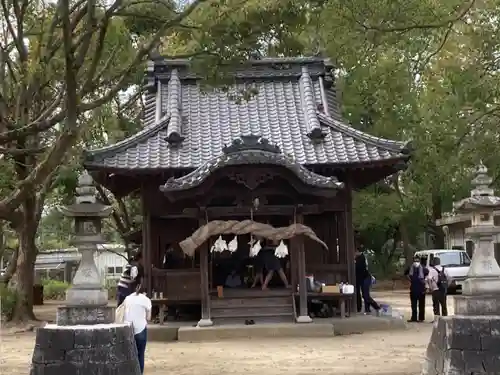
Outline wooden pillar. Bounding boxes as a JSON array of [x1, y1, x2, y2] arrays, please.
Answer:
[[344, 183, 357, 313], [289, 217, 298, 291], [197, 215, 213, 326], [296, 212, 312, 323], [141, 193, 153, 296]]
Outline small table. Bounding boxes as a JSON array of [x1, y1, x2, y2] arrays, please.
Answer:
[[151, 298, 168, 325], [306, 292, 354, 318]]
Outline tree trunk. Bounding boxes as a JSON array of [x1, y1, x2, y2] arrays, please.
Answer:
[[9, 198, 39, 322], [431, 193, 445, 249], [400, 220, 413, 268]]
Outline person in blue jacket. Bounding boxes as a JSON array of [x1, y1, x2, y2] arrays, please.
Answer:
[[404, 255, 429, 322]]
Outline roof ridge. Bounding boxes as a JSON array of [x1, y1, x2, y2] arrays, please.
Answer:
[[155, 56, 330, 67], [165, 69, 184, 145], [84, 117, 170, 160], [317, 112, 407, 152], [299, 66, 322, 136]]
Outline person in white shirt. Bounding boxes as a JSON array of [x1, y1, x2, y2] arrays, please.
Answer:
[[425, 256, 450, 319], [123, 283, 152, 374]]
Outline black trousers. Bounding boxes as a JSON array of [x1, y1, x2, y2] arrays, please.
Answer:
[[432, 289, 448, 317], [356, 282, 363, 312], [356, 278, 380, 313], [410, 290, 426, 321]]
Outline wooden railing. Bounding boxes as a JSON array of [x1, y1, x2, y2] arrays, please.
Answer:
[[151, 268, 201, 302]]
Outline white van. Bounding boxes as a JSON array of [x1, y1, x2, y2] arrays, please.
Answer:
[[413, 249, 471, 294]]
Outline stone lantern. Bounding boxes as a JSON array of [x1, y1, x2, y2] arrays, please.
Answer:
[[30, 171, 141, 375], [56, 170, 114, 324], [452, 162, 500, 297], [422, 163, 500, 375]]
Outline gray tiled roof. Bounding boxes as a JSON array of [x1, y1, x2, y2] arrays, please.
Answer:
[[84, 58, 409, 171]]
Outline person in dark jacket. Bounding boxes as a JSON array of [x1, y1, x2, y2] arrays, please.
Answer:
[[117, 251, 145, 307], [404, 255, 429, 322], [355, 247, 380, 314]]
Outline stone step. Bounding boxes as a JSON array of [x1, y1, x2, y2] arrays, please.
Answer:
[[212, 308, 293, 319], [213, 314, 294, 325], [177, 322, 335, 342]]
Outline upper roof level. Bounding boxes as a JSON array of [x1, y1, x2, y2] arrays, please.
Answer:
[[83, 57, 411, 173]]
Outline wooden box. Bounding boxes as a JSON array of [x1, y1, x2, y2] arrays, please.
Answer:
[[322, 285, 340, 293]]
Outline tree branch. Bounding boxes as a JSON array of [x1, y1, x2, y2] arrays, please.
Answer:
[[0, 146, 46, 156], [357, 0, 475, 33], [96, 184, 128, 236], [0, 245, 19, 284]]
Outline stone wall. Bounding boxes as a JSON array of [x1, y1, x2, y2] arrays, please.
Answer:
[[423, 316, 500, 375], [30, 324, 140, 375]]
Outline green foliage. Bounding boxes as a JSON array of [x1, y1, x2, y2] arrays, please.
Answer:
[[121, 0, 178, 36], [0, 284, 18, 320], [40, 278, 118, 301], [291, 0, 500, 259], [163, 0, 310, 84], [41, 279, 70, 301]]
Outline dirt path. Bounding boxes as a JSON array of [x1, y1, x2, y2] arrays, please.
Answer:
[[0, 291, 441, 375]]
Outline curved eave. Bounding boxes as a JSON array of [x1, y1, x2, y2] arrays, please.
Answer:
[[159, 150, 344, 193], [310, 154, 411, 170], [453, 197, 500, 212], [82, 116, 171, 168], [317, 112, 412, 157]]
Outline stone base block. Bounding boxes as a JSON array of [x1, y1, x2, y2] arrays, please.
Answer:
[[461, 276, 500, 296], [30, 323, 140, 375], [196, 318, 213, 327], [65, 287, 108, 306], [296, 315, 313, 323], [454, 294, 500, 316], [57, 305, 114, 326], [422, 315, 500, 375]]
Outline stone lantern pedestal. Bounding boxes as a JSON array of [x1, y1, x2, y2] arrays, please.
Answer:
[[30, 172, 140, 375], [422, 164, 500, 375]]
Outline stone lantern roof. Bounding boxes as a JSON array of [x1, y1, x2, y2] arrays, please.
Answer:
[[58, 171, 113, 218], [453, 163, 500, 213]]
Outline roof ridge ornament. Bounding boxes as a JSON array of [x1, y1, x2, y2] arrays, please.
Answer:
[[222, 135, 281, 155], [300, 65, 326, 143]]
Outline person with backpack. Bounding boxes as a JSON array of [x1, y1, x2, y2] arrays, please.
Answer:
[[404, 255, 429, 322], [117, 251, 144, 307], [426, 256, 449, 319]]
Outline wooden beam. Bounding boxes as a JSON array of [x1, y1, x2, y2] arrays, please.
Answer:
[[157, 202, 344, 219]]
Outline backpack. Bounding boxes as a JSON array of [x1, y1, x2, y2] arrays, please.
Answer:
[[433, 266, 448, 290], [115, 299, 127, 323]]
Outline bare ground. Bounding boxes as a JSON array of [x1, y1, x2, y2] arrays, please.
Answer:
[[0, 291, 450, 375]]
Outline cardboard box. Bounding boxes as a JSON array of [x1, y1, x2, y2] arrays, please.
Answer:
[[322, 285, 340, 293]]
